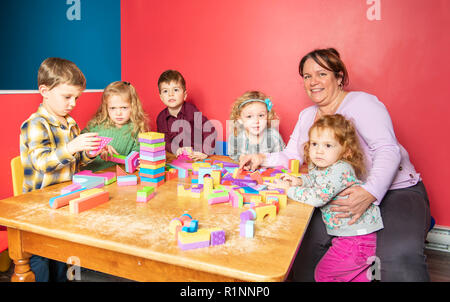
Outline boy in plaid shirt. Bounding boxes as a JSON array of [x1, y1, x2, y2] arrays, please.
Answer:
[[20, 58, 102, 281]]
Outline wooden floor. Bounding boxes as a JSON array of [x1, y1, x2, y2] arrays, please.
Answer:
[[1, 248, 449, 282]]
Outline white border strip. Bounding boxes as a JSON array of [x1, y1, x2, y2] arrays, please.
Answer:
[[0, 89, 104, 94]]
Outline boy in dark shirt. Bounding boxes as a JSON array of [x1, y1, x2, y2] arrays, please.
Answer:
[[156, 70, 216, 160]]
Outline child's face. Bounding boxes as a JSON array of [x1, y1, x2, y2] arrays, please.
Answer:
[[40, 83, 83, 120], [308, 127, 345, 168], [238, 102, 268, 137], [107, 94, 131, 128], [159, 81, 187, 110]]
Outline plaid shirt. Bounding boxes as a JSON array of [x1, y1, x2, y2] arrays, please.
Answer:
[[20, 104, 92, 193]]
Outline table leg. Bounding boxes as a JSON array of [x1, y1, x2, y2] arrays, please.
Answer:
[[7, 228, 35, 282]]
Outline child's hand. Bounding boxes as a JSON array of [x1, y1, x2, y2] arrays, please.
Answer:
[[268, 179, 292, 191], [176, 147, 193, 157], [67, 133, 101, 155], [99, 145, 118, 161], [190, 151, 208, 161], [280, 173, 303, 186]]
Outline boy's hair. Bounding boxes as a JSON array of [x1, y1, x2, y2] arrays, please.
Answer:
[[38, 57, 86, 90], [87, 81, 149, 135], [157, 70, 186, 92], [229, 91, 279, 136], [304, 114, 366, 179]]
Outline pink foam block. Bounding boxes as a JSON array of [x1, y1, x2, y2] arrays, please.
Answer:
[[61, 183, 82, 194]]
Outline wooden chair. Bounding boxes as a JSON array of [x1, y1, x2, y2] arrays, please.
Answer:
[[0, 156, 23, 272]]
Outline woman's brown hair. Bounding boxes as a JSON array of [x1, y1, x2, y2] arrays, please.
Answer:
[[299, 48, 349, 88]]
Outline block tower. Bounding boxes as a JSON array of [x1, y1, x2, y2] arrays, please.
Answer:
[[138, 132, 166, 187]]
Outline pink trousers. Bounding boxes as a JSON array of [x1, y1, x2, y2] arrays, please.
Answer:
[[314, 233, 377, 282]]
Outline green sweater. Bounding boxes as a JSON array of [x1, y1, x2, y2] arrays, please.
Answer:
[[81, 122, 139, 172]]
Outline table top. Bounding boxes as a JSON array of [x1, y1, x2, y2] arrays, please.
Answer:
[[0, 156, 314, 281]]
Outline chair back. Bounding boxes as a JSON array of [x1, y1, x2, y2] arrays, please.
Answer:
[[11, 156, 23, 196]]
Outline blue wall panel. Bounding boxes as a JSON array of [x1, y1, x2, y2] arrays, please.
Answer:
[[0, 0, 121, 90]]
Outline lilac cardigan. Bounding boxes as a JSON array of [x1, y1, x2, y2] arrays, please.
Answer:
[[264, 91, 421, 205]]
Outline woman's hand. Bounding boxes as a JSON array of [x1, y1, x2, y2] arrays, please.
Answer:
[[239, 153, 266, 171], [190, 151, 208, 161], [329, 186, 376, 225], [176, 147, 193, 157]]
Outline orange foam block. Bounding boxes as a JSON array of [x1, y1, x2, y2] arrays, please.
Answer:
[[69, 190, 109, 214]]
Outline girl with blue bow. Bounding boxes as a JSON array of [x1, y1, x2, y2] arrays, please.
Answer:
[[228, 90, 285, 162]]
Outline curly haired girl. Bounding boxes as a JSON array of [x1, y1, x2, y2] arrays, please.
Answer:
[[228, 90, 285, 162], [270, 114, 383, 282]]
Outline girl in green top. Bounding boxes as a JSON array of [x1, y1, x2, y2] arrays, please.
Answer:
[[82, 81, 149, 171]]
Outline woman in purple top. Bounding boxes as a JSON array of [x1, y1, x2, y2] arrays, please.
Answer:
[[240, 48, 431, 282]]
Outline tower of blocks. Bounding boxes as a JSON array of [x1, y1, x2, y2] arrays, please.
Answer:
[[138, 132, 166, 187], [169, 213, 225, 250]]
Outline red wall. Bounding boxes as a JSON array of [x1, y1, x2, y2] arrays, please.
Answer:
[[0, 92, 102, 195], [122, 0, 450, 226], [0, 0, 448, 227]]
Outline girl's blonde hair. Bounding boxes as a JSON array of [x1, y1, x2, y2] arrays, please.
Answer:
[[304, 114, 366, 179], [229, 90, 279, 136], [87, 81, 149, 135]]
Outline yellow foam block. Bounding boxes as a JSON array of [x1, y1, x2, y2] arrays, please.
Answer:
[[211, 170, 221, 186], [255, 205, 277, 221], [177, 184, 190, 197], [267, 194, 287, 209], [139, 132, 164, 140], [250, 195, 262, 204], [192, 162, 212, 171], [140, 162, 165, 170], [262, 176, 276, 182], [178, 229, 210, 244], [203, 177, 214, 197], [260, 190, 281, 202], [80, 188, 104, 197]]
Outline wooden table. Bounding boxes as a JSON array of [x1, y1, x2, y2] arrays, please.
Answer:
[[0, 156, 314, 282]]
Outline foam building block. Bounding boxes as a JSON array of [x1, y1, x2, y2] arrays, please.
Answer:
[[203, 176, 213, 197], [207, 189, 230, 205], [136, 186, 155, 202], [289, 159, 300, 174], [125, 151, 140, 173], [240, 209, 257, 222], [117, 175, 138, 186], [49, 188, 86, 209], [240, 220, 255, 238], [250, 171, 263, 184], [254, 204, 277, 221], [60, 183, 82, 195], [138, 131, 166, 186], [229, 189, 244, 208], [116, 165, 127, 177], [75, 170, 116, 185], [177, 184, 191, 197], [210, 229, 226, 246], [88, 136, 112, 156], [165, 168, 178, 181], [182, 219, 199, 233], [107, 153, 126, 164], [178, 229, 211, 250], [190, 184, 203, 198], [72, 174, 105, 190], [69, 190, 109, 214]]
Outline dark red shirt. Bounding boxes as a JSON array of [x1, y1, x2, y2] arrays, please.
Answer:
[[156, 102, 217, 154]]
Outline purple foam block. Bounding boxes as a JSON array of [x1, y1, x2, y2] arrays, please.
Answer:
[[178, 240, 210, 250], [210, 230, 225, 246]]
